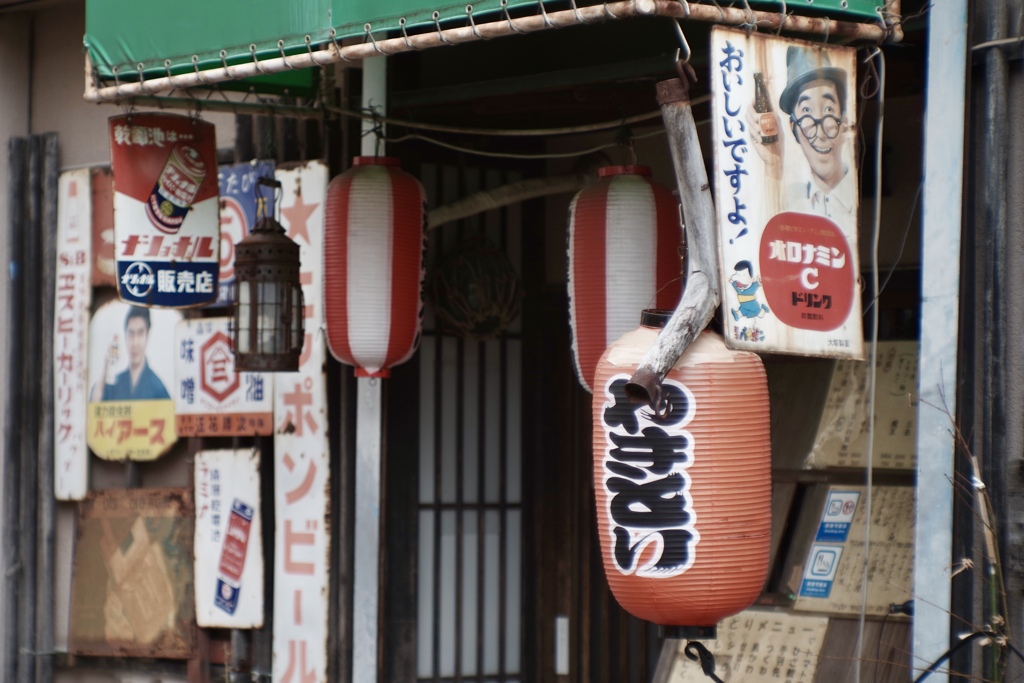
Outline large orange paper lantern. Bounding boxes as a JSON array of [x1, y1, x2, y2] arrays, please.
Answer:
[[568, 166, 682, 393], [592, 311, 771, 633], [324, 157, 426, 377]]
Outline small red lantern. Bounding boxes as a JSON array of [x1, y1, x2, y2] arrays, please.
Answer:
[[568, 166, 682, 393], [324, 157, 426, 377], [592, 311, 771, 636]]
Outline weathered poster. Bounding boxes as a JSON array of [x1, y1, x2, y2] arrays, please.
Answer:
[[272, 162, 330, 683], [54, 169, 92, 500], [69, 488, 195, 658], [215, 160, 276, 307], [809, 341, 918, 469], [87, 300, 180, 460], [110, 113, 219, 307], [174, 317, 274, 436], [194, 449, 263, 628], [711, 28, 863, 359]]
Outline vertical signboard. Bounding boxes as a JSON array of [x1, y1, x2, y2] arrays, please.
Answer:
[[194, 449, 263, 628], [272, 162, 330, 683], [87, 300, 180, 460], [54, 169, 92, 500], [174, 317, 274, 436], [711, 28, 863, 359], [215, 160, 276, 307], [110, 113, 219, 307]]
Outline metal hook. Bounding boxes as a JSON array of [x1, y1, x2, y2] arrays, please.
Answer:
[[330, 27, 353, 62], [220, 49, 230, 75], [820, 17, 831, 47], [164, 59, 174, 81], [191, 55, 212, 84], [672, 20, 691, 65], [398, 18, 420, 50], [433, 11, 453, 45], [305, 35, 327, 66], [112, 65, 123, 101], [364, 23, 393, 55], [136, 62, 153, 94], [874, 5, 894, 45], [568, 0, 589, 24], [501, 0, 525, 33], [538, 0, 556, 28], [466, 5, 488, 40], [678, 0, 691, 18], [710, 0, 726, 23], [776, 0, 787, 35], [740, 0, 757, 34], [250, 44, 268, 74], [278, 39, 298, 68], [603, 1, 621, 20]]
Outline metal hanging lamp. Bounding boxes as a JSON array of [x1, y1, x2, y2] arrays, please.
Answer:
[[231, 177, 304, 372]]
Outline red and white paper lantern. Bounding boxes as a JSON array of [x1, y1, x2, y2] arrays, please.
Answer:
[[568, 166, 682, 393], [593, 312, 771, 631], [324, 157, 426, 377]]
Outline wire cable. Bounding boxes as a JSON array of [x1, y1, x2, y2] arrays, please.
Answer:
[[854, 45, 885, 683], [384, 127, 666, 160], [324, 96, 710, 137]]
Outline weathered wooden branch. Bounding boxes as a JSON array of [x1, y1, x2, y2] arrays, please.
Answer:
[[426, 171, 596, 230], [626, 77, 721, 409]]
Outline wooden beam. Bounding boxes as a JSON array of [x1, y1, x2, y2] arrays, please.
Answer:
[[626, 76, 720, 409]]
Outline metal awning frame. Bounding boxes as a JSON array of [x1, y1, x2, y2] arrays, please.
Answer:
[[83, 0, 903, 107]]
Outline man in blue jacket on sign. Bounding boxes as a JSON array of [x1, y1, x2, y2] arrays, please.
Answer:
[[92, 306, 170, 401]]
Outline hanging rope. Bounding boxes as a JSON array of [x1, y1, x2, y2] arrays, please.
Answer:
[[684, 641, 725, 683]]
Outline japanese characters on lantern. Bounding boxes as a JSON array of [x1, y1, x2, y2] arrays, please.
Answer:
[[272, 162, 331, 683], [54, 169, 93, 500], [710, 28, 863, 359]]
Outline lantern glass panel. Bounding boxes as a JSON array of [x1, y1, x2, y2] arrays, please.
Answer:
[[236, 281, 252, 354], [291, 285, 303, 351], [257, 280, 282, 355]]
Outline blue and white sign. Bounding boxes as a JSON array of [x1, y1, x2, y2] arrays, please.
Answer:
[[213, 161, 276, 307], [815, 490, 860, 542], [799, 543, 844, 598]]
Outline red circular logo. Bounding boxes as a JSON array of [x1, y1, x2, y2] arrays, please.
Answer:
[[759, 212, 854, 332]]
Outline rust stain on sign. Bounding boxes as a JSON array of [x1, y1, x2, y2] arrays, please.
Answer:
[[69, 488, 196, 659]]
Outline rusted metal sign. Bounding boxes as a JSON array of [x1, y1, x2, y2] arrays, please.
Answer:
[[272, 162, 331, 682], [69, 488, 196, 658], [54, 169, 92, 500], [711, 28, 864, 359], [194, 448, 263, 628]]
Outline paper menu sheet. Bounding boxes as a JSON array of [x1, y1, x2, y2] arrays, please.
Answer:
[[666, 609, 829, 683], [808, 341, 918, 469]]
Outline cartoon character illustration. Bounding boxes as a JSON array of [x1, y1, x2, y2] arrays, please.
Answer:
[[729, 260, 770, 322]]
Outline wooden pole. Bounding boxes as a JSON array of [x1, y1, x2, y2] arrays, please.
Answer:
[[37, 132, 60, 683], [626, 77, 720, 408], [3, 137, 27, 683], [18, 135, 42, 683]]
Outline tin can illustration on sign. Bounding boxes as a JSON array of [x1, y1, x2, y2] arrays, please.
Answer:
[[215, 499, 254, 615], [146, 143, 208, 233]]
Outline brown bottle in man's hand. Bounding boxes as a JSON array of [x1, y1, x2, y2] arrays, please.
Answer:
[[753, 72, 778, 144]]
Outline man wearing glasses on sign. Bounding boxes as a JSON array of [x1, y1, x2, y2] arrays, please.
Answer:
[[750, 46, 855, 220]]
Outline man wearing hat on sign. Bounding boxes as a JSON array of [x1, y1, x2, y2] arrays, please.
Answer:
[[750, 46, 856, 221]]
